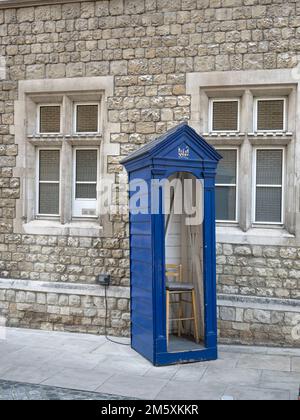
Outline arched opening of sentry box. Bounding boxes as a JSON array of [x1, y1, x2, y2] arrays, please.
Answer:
[[164, 172, 205, 352]]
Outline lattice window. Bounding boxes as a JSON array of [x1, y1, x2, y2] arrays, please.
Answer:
[[256, 99, 285, 132], [211, 100, 239, 132], [75, 104, 99, 133], [215, 149, 238, 222], [73, 149, 98, 218], [39, 105, 61, 134], [255, 149, 284, 224], [38, 149, 60, 215]]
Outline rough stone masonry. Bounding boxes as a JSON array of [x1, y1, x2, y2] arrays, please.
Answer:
[[0, 0, 299, 347]]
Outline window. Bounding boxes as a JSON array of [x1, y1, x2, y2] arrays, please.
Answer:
[[73, 148, 98, 218], [37, 149, 60, 216], [254, 98, 286, 132], [254, 149, 284, 224], [75, 103, 99, 134], [210, 99, 239, 133], [215, 149, 238, 222], [38, 105, 61, 134]]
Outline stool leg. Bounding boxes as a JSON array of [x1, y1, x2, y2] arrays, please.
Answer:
[[178, 293, 182, 338], [166, 290, 170, 347], [192, 290, 199, 344]]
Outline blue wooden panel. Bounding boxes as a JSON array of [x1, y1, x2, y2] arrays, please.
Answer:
[[130, 234, 152, 249], [130, 223, 152, 235], [131, 247, 152, 263], [132, 323, 154, 363]]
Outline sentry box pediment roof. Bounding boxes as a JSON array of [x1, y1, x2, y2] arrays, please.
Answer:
[[121, 122, 222, 172]]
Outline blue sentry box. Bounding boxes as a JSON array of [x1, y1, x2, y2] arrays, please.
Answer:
[[122, 123, 222, 366]]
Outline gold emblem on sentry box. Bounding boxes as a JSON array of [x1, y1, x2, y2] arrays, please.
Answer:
[[178, 145, 190, 158]]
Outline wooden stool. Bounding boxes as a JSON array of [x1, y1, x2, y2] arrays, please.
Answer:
[[166, 264, 199, 346]]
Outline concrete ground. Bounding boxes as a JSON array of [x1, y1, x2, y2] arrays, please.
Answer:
[[0, 328, 299, 400]]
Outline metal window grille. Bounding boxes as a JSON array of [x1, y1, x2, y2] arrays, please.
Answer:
[[39, 106, 61, 134], [212, 101, 239, 132], [215, 149, 237, 221], [257, 100, 285, 131], [255, 149, 283, 223], [76, 104, 99, 133], [38, 150, 60, 215]]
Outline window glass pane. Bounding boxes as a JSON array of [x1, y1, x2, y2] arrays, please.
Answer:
[[257, 100, 284, 131], [256, 150, 283, 185], [212, 101, 238, 132], [256, 187, 282, 223], [39, 106, 61, 133], [216, 149, 237, 185], [76, 104, 98, 133], [76, 184, 97, 199], [216, 186, 236, 221], [39, 150, 60, 182], [76, 150, 97, 182], [39, 183, 59, 215]]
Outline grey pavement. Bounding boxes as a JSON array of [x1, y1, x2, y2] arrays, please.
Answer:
[[0, 328, 299, 400]]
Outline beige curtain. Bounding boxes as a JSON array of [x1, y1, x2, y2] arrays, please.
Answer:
[[165, 173, 204, 343]]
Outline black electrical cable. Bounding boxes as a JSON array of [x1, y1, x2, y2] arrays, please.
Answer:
[[103, 283, 131, 346]]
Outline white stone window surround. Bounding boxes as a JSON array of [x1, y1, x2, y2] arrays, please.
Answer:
[[187, 69, 300, 246], [14, 76, 120, 237]]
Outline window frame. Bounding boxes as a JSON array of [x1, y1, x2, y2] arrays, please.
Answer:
[[252, 146, 285, 226], [72, 147, 99, 219], [36, 147, 61, 218], [209, 98, 240, 134], [37, 103, 62, 135], [215, 147, 239, 224], [253, 97, 287, 133], [73, 102, 100, 135]]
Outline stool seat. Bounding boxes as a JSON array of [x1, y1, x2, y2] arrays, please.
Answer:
[[166, 282, 194, 291]]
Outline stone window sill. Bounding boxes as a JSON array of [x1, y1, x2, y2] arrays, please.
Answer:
[[23, 220, 103, 237], [217, 225, 295, 246]]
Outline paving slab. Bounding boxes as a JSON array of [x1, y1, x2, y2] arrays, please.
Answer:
[[172, 365, 207, 382], [224, 385, 290, 401], [0, 346, 62, 368], [97, 374, 168, 399], [200, 367, 262, 387], [0, 364, 62, 385], [41, 367, 114, 392], [143, 365, 180, 380], [155, 380, 226, 400], [43, 351, 106, 370], [94, 354, 152, 377], [237, 354, 292, 372]]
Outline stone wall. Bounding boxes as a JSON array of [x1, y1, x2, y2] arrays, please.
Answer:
[[0, 0, 299, 345], [217, 244, 300, 300], [218, 294, 300, 347], [0, 279, 131, 335]]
